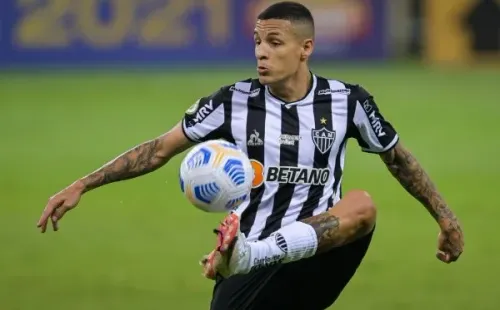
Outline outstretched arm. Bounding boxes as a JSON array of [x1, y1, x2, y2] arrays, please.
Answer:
[[379, 142, 456, 226], [80, 123, 191, 193], [348, 85, 463, 261], [37, 122, 192, 232], [379, 142, 464, 261], [38, 86, 232, 233], [284, 141, 465, 257]]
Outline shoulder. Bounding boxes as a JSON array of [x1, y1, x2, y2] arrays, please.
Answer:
[[209, 78, 262, 100], [226, 78, 264, 100], [184, 78, 259, 117], [315, 74, 372, 98], [187, 78, 256, 109], [343, 83, 372, 99], [205, 78, 263, 110]]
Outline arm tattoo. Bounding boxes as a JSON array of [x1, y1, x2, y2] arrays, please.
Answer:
[[380, 143, 458, 228], [81, 139, 165, 192]]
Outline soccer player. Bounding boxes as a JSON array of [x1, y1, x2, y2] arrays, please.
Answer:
[[37, 2, 464, 309]]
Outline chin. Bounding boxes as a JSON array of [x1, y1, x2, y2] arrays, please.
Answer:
[[257, 75, 271, 85], [258, 74, 279, 85]]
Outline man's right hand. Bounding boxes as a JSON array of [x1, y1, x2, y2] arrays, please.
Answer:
[[37, 180, 85, 233], [35, 122, 193, 233]]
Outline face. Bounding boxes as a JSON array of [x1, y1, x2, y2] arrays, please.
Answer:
[[254, 19, 313, 85]]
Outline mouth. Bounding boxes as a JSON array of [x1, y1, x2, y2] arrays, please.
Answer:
[[257, 66, 269, 75]]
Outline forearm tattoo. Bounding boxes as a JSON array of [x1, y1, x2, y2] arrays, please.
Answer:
[[81, 139, 164, 192], [380, 143, 458, 227]]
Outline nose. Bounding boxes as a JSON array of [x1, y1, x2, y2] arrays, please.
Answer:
[[255, 44, 268, 61]]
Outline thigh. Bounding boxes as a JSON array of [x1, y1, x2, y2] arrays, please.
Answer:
[[211, 267, 304, 310], [210, 229, 375, 310], [290, 227, 375, 309], [210, 266, 283, 310], [251, 228, 375, 310]]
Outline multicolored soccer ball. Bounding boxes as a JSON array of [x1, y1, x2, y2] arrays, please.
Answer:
[[179, 140, 253, 213]]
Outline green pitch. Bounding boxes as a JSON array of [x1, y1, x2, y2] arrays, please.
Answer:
[[0, 63, 498, 309]]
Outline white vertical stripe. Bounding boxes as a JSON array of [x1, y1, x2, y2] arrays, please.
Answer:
[[280, 100, 316, 227], [230, 82, 252, 217], [246, 92, 282, 241], [230, 82, 252, 154], [332, 142, 348, 204], [313, 80, 349, 215]]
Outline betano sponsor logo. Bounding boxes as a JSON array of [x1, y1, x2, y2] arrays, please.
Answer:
[[250, 160, 330, 188]]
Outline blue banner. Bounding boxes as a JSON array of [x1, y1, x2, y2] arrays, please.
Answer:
[[0, 0, 388, 67]]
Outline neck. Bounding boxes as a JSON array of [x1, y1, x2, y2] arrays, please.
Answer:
[[268, 65, 312, 103]]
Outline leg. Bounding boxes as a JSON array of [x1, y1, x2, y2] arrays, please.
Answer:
[[303, 189, 377, 254], [202, 190, 377, 279], [290, 227, 375, 309], [210, 228, 375, 310], [210, 268, 281, 310]]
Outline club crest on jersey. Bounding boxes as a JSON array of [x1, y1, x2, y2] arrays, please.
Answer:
[[311, 127, 336, 154]]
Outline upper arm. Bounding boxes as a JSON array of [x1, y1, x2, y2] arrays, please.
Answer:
[[155, 122, 194, 161], [155, 87, 231, 160], [350, 85, 399, 154]]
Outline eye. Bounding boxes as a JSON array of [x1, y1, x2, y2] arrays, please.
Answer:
[[271, 41, 282, 47], [254, 39, 261, 45]]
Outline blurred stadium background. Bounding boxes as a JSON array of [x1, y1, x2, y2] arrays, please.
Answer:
[[1, 0, 499, 309]]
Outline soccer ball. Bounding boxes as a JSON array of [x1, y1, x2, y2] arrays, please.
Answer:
[[179, 140, 253, 213]]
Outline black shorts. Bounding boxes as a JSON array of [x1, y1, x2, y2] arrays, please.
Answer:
[[210, 228, 375, 310]]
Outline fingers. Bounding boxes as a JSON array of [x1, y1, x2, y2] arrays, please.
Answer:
[[436, 251, 451, 263], [51, 214, 59, 232], [37, 207, 51, 233], [37, 199, 61, 233], [51, 206, 69, 232], [37, 198, 69, 233], [437, 231, 463, 264], [436, 250, 461, 263]]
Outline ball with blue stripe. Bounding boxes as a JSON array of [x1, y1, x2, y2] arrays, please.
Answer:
[[178, 140, 254, 213]]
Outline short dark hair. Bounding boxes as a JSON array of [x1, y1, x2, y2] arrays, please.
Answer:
[[257, 1, 315, 28]]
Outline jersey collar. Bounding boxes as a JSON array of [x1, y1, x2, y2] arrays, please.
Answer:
[[265, 73, 317, 107]]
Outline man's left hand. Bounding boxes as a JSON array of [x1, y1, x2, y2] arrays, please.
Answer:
[[436, 221, 464, 263]]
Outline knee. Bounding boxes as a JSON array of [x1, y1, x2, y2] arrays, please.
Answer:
[[344, 190, 377, 231]]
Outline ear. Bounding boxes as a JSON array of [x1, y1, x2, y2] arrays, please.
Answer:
[[300, 39, 314, 61]]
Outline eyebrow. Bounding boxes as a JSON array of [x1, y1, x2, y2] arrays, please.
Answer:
[[267, 31, 282, 37], [253, 31, 283, 37]]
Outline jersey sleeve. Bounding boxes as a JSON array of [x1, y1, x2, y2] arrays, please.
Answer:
[[181, 88, 229, 143], [350, 85, 399, 153]]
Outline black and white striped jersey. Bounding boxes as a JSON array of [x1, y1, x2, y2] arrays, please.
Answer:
[[181, 74, 399, 241]]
